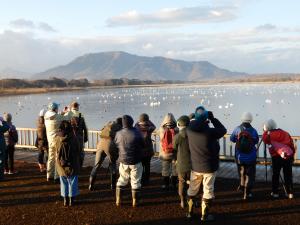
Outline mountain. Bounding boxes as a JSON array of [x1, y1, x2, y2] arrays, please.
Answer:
[[35, 51, 246, 81], [0, 67, 32, 78]]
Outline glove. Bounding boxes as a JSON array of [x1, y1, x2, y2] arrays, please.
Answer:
[[208, 111, 214, 120]]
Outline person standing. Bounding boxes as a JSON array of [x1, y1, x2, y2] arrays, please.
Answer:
[[186, 106, 227, 221], [173, 115, 191, 208], [44, 102, 65, 182], [230, 112, 259, 200], [65, 101, 88, 167], [89, 117, 122, 191], [55, 120, 81, 206], [114, 115, 144, 207], [0, 116, 9, 181], [134, 113, 156, 186], [3, 113, 18, 174], [262, 119, 295, 199], [159, 113, 178, 190], [35, 109, 48, 172]]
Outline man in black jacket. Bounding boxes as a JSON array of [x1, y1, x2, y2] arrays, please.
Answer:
[[186, 106, 227, 221], [114, 115, 144, 207]]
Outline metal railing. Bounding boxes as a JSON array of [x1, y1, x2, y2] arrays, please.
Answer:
[[15, 128, 300, 164]]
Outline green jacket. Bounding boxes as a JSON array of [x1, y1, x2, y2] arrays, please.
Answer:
[[173, 128, 191, 174]]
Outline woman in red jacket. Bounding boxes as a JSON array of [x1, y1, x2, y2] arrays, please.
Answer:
[[262, 119, 295, 199]]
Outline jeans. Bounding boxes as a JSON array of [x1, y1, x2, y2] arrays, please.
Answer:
[[90, 149, 117, 178], [60, 175, 79, 197]]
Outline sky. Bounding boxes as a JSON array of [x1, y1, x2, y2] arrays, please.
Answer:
[[1, 0, 300, 76]]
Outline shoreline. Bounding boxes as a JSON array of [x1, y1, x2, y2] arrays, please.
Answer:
[[1, 80, 300, 97]]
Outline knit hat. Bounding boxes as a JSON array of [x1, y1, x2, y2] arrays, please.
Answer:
[[194, 106, 208, 122], [48, 102, 59, 111], [39, 109, 46, 117], [122, 115, 134, 128], [139, 113, 149, 123], [241, 112, 253, 123], [177, 115, 190, 127], [263, 119, 277, 131], [3, 113, 12, 122]]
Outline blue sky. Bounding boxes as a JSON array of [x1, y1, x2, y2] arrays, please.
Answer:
[[0, 0, 300, 75]]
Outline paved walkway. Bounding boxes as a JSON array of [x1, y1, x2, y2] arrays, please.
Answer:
[[14, 149, 300, 183]]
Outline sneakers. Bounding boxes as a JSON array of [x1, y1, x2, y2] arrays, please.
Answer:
[[8, 170, 17, 175], [271, 192, 279, 199], [4, 170, 9, 175], [287, 193, 294, 199]]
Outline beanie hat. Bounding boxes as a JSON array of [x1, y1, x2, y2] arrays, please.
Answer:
[[139, 113, 149, 123], [48, 102, 59, 111], [194, 106, 208, 122], [39, 109, 46, 117], [3, 113, 12, 122], [264, 119, 277, 131], [122, 115, 134, 128], [241, 112, 253, 123], [177, 115, 190, 127]]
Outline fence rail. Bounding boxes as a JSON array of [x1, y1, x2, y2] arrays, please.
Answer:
[[15, 128, 300, 164]]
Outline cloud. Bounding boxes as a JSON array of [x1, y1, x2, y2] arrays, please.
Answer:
[[255, 24, 277, 31], [106, 6, 237, 27], [10, 19, 35, 29], [9, 19, 57, 33]]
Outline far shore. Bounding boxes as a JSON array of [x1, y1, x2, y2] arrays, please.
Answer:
[[1, 79, 299, 97]]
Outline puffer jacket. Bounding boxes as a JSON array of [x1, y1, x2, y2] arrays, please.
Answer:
[[35, 116, 48, 151], [230, 123, 259, 164], [97, 121, 122, 162], [114, 127, 144, 165], [173, 127, 191, 174], [159, 114, 178, 160], [55, 132, 81, 177], [134, 120, 156, 158], [262, 129, 295, 158], [4, 122, 18, 147], [187, 118, 227, 173]]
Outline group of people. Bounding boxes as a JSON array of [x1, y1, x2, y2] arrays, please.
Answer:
[[0, 102, 296, 222]]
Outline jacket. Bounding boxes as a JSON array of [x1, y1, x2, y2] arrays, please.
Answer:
[[187, 118, 227, 173], [4, 122, 18, 147], [44, 111, 65, 140], [262, 129, 295, 158], [114, 127, 144, 165], [134, 120, 156, 158], [55, 132, 81, 177], [0, 121, 9, 163], [159, 114, 178, 160], [97, 121, 122, 162], [230, 123, 259, 164], [173, 128, 191, 174], [35, 116, 48, 151], [65, 109, 88, 143]]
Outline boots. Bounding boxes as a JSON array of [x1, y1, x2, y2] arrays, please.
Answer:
[[111, 173, 117, 190], [69, 197, 74, 206], [63, 197, 69, 207], [88, 176, 96, 191], [201, 199, 214, 221], [186, 196, 194, 218], [132, 189, 141, 207], [116, 187, 122, 206], [162, 176, 170, 190]]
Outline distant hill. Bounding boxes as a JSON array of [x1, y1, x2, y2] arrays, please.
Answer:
[[35, 51, 246, 81]]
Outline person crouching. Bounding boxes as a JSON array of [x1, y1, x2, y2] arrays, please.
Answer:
[[55, 120, 82, 207], [114, 115, 144, 207]]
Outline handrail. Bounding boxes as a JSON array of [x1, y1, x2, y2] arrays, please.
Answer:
[[15, 128, 300, 164]]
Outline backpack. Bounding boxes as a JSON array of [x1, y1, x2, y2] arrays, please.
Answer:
[[161, 127, 176, 153], [236, 126, 253, 154], [70, 113, 82, 133], [58, 141, 73, 168]]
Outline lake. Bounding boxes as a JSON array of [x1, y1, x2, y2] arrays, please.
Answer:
[[1, 83, 300, 136]]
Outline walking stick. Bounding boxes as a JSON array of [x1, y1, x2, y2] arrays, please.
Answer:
[[262, 140, 268, 183], [279, 173, 288, 196]]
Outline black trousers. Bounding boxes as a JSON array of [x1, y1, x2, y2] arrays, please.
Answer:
[[4, 145, 15, 171], [272, 156, 293, 194], [237, 163, 256, 191], [141, 156, 152, 184]]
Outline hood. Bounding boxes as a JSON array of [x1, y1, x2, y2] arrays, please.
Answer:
[[161, 113, 176, 128], [44, 111, 57, 120]]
